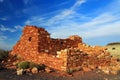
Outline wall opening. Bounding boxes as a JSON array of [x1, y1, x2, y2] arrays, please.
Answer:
[[29, 37, 32, 41], [112, 47, 115, 50], [60, 41, 64, 45]]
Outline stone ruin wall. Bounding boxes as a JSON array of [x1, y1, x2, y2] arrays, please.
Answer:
[[10, 25, 82, 71], [56, 43, 113, 72], [11, 25, 119, 72]]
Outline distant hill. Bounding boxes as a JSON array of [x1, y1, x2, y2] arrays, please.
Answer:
[[106, 42, 120, 59], [107, 42, 120, 46]]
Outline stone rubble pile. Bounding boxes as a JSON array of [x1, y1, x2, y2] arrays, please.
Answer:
[[56, 43, 120, 74]]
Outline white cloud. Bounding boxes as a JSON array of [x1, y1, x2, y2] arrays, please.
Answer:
[[24, 0, 120, 40], [48, 0, 120, 39], [0, 34, 9, 49], [49, 12, 120, 39], [25, 17, 45, 25], [14, 25, 23, 30], [77, 13, 120, 29], [0, 35, 7, 41], [23, 0, 31, 4], [0, 25, 23, 32], [45, 0, 86, 26], [25, 0, 87, 28], [0, 25, 23, 50], [0, 17, 7, 21], [71, 0, 86, 10], [0, 25, 16, 32], [0, 41, 12, 50], [0, 0, 3, 3], [80, 21, 120, 39], [25, 20, 31, 24]]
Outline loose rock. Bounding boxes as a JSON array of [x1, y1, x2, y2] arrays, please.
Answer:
[[31, 67, 38, 74], [17, 69, 24, 75], [45, 67, 52, 73]]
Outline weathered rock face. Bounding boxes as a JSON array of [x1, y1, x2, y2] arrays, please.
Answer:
[[10, 25, 120, 73]]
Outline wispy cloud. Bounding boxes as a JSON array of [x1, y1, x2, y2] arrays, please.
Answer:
[[50, 12, 120, 39], [0, 32, 9, 49], [14, 25, 23, 30], [0, 25, 16, 32], [0, 35, 7, 41], [0, 41, 12, 50], [24, 0, 120, 40], [0, 24, 23, 50], [79, 21, 120, 38], [0, 24, 23, 32], [23, 0, 29, 4], [48, 0, 120, 39], [0, 17, 7, 21], [44, 0, 86, 26], [25, 0, 87, 26], [71, 0, 86, 10], [0, 0, 3, 3], [25, 17, 45, 25]]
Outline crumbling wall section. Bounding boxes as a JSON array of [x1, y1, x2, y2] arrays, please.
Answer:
[[10, 25, 82, 71], [49, 36, 82, 55], [56, 48, 87, 72], [10, 25, 120, 73], [56, 44, 115, 72], [11, 26, 40, 56]]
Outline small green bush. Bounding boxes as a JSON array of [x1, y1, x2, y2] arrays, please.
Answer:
[[16, 61, 46, 70], [0, 49, 9, 62], [29, 62, 39, 69], [29, 62, 45, 70], [17, 61, 30, 69], [0, 54, 3, 61], [38, 64, 46, 70], [0, 63, 3, 69]]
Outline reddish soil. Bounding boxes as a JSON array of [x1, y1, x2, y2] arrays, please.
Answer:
[[0, 69, 120, 80]]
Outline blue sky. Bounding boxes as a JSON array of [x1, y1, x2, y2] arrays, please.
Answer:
[[0, 0, 120, 50]]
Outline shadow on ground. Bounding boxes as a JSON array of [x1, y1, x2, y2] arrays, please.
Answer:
[[0, 69, 120, 80]]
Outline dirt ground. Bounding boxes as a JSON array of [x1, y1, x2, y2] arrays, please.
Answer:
[[0, 69, 120, 80]]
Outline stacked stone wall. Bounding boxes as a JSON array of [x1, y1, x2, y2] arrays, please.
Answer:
[[11, 25, 120, 72], [11, 25, 82, 71]]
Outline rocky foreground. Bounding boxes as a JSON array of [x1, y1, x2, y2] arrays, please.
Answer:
[[0, 68, 120, 80]]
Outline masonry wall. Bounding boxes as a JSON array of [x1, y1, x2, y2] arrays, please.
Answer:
[[11, 26, 40, 56], [56, 44, 113, 72], [56, 48, 86, 72], [11, 25, 82, 71], [11, 25, 119, 72]]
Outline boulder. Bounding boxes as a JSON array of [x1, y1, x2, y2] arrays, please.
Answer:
[[17, 69, 24, 75], [31, 67, 38, 74], [45, 67, 52, 73]]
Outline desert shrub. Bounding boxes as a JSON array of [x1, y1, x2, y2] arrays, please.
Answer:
[[38, 64, 46, 70], [29, 62, 45, 70], [17, 61, 30, 69], [29, 62, 39, 69], [0, 54, 3, 61], [0, 63, 3, 69], [0, 49, 9, 62], [17, 61, 46, 70]]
